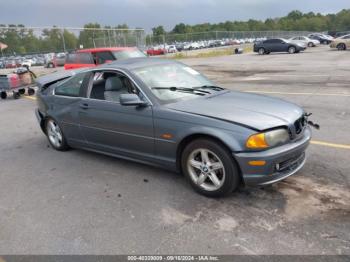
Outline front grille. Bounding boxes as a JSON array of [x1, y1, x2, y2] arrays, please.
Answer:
[[276, 153, 305, 172], [294, 116, 307, 134]]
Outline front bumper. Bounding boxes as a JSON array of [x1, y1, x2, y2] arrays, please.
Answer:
[[234, 127, 311, 186]]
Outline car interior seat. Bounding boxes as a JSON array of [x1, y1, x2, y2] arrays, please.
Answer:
[[104, 76, 126, 102]]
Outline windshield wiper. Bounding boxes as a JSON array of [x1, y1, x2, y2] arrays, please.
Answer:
[[151, 86, 210, 95], [193, 85, 225, 91]]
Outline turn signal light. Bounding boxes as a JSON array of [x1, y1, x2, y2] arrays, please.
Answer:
[[246, 133, 269, 149], [248, 160, 266, 166]]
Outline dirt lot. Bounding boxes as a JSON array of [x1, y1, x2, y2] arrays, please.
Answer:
[[0, 45, 349, 254]]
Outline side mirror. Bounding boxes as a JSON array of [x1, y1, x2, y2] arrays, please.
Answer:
[[119, 94, 147, 106]]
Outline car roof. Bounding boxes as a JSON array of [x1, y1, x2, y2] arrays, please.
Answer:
[[76, 47, 137, 53], [96, 57, 179, 70]]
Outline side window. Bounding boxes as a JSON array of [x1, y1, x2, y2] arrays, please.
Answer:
[[65, 53, 76, 64], [89, 71, 140, 102], [95, 51, 115, 64], [55, 73, 86, 97], [78, 53, 94, 64]]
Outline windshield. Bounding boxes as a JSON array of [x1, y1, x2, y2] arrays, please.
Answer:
[[112, 49, 145, 60], [132, 63, 215, 102]]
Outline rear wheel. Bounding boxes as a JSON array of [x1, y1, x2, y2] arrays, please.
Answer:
[[308, 42, 313, 47], [181, 139, 240, 197], [258, 48, 265, 55], [337, 43, 346, 51], [45, 118, 69, 151], [27, 88, 35, 96], [288, 46, 296, 54], [0, 91, 7, 99]]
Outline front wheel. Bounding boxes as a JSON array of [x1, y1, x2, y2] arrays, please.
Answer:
[[181, 139, 240, 197], [308, 42, 313, 47], [45, 118, 69, 151], [288, 46, 296, 54], [258, 48, 265, 55]]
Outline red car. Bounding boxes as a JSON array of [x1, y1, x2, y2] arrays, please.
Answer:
[[146, 47, 166, 56], [64, 47, 145, 70]]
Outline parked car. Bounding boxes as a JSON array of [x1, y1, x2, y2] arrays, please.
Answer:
[[35, 58, 312, 197], [254, 38, 306, 55], [330, 34, 350, 50], [21, 59, 33, 68], [289, 36, 320, 47], [45, 53, 66, 68], [5, 60, 17, 69], [308, 34, 332, 45], [146, 47, 166, 56], [167, 45, 178, 53], [64, 47, 145, 69]]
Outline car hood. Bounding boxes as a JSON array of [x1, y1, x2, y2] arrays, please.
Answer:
[[166, 91, 304, 131]]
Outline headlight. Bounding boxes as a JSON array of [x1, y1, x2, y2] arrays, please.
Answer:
[[246, 129, 290, 149]]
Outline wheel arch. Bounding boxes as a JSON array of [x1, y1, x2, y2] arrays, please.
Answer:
[[175, 132, 242, 174], [337, 42, 346, 49]]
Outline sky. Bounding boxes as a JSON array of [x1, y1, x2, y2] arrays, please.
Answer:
[[0, 0, 349, 31]]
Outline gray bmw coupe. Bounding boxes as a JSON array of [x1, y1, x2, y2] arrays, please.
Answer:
[[35, 58, 311, 197]]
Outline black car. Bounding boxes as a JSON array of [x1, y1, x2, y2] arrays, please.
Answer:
[[308, 34, 332, 45], [254, 38, 306, 55]]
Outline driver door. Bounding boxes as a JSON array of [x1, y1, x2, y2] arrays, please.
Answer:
[[78, 70, 155, 160]]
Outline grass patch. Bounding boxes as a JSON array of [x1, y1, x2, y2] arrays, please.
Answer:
[[170, 44, 253, 59]]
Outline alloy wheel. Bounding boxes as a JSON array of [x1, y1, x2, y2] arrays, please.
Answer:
[[187, 148, 225, 191], [47, 119, 63, 148]]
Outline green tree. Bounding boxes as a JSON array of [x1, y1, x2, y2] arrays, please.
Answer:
[[152, 26, 166, 36]]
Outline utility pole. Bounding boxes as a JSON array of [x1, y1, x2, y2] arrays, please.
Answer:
[[61, 30, 66, 52]]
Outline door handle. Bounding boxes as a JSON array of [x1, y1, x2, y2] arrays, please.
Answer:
[[80, 103, 89, 109]]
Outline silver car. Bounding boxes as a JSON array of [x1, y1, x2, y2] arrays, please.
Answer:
[[35, 58, 311, 197], [289, 36, 320, 47]]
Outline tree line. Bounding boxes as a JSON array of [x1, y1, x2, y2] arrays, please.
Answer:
[[0, 23, 135, 55], [1, 9, 349, 55], [152, 9, 350, 35]]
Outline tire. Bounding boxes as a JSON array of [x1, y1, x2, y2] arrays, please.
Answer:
[[258, 48, 265, 55], [308, 42, 313, 47], [288, 46, 296, 54], [45, 118, 69, 151], [19, 88, 25, 95], [48, 63, 54, 68], [181, 138, 240, 197], [1, 91, 7, 99], [13, 92, 20, 99], [337, 43, 346, 51], [27, 88, 35, 96]]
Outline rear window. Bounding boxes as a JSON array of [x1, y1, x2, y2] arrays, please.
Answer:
[[112, 49, 145, 60]]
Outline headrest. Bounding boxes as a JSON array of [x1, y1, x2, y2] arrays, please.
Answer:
[[105, 77, 123, 91]]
